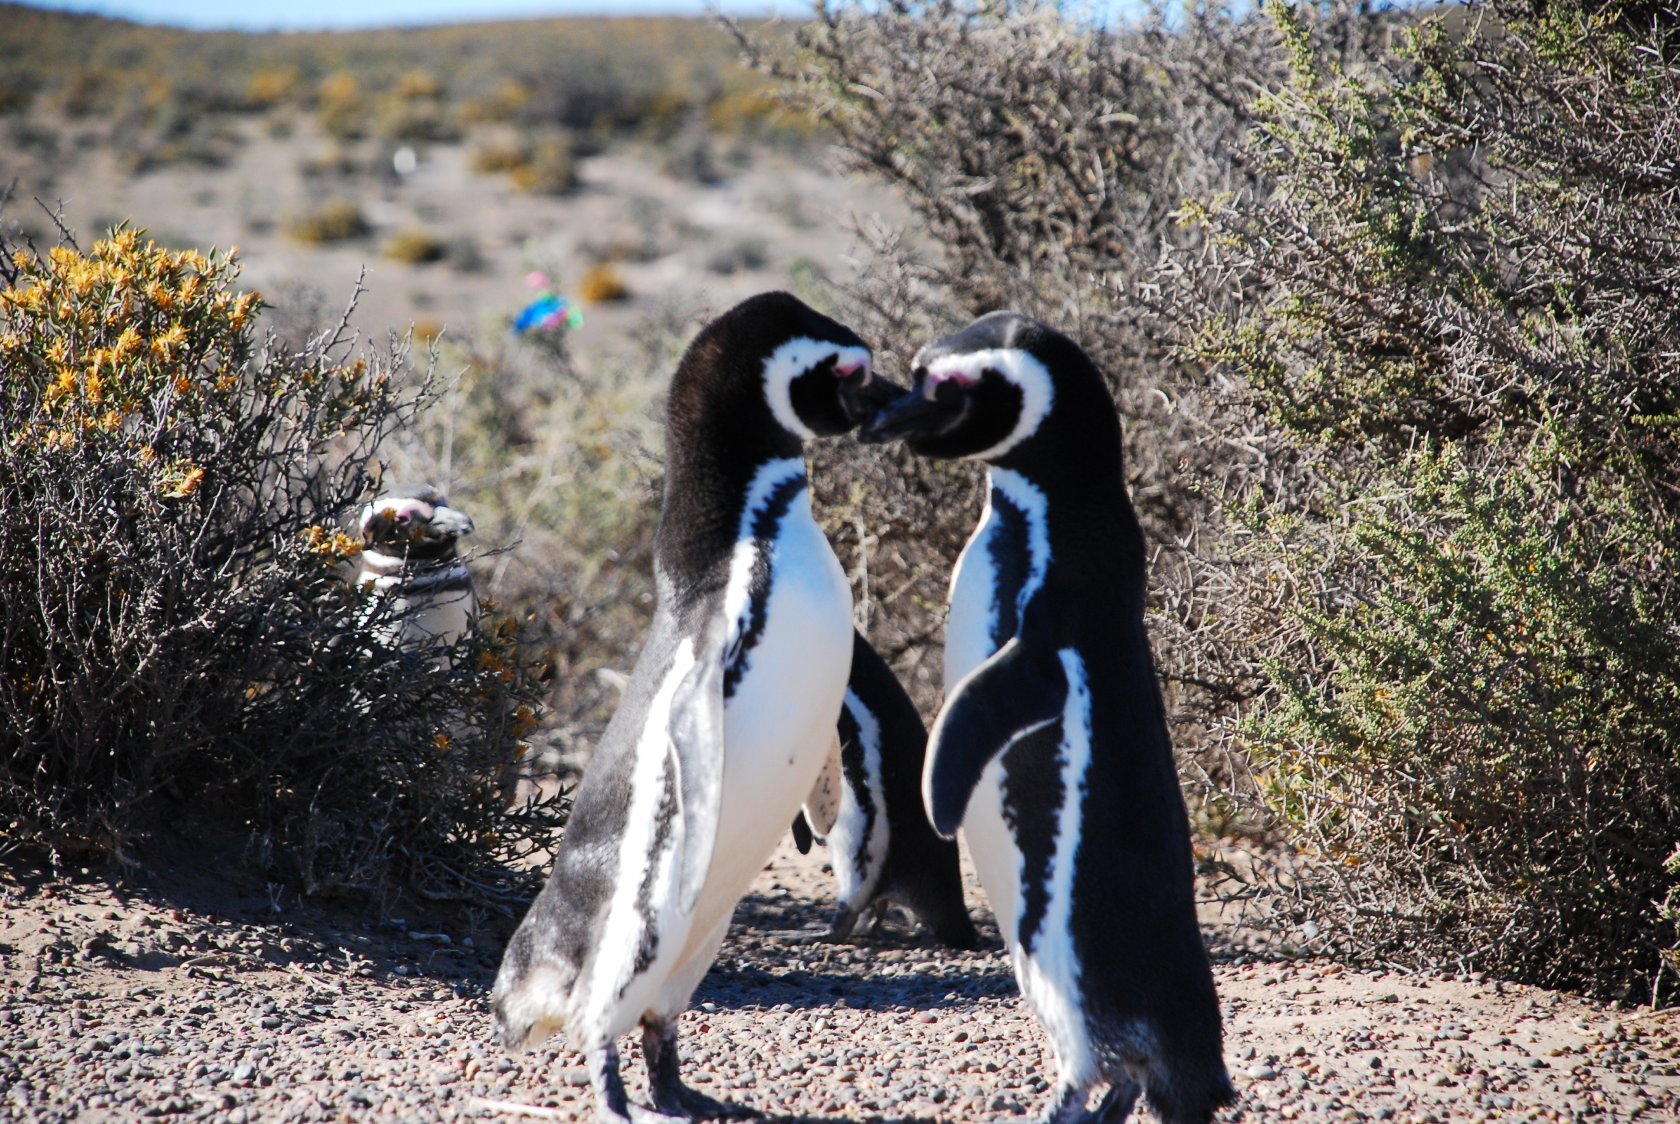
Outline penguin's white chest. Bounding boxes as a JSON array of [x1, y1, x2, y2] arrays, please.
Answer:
[[699, 492, 853, 934], [942, 469, 1052, 954], [945, 505, 1002, 693]]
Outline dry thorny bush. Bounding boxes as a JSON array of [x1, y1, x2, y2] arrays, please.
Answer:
[[0, 212, 560, 908]]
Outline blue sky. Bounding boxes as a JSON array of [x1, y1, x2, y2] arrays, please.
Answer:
[[11, 0, 808, 31]]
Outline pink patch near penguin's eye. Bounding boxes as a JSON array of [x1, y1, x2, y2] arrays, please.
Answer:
[[834, 360, 868, 379], [930, 368, 975, 387]]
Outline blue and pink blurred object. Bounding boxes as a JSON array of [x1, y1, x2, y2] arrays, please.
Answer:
[[514, 271, 584, 334]]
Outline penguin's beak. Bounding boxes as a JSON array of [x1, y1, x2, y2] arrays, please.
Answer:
[[836, 367, 902, 428], [856, 378, 965, 444], [425, 505, 475, 541]]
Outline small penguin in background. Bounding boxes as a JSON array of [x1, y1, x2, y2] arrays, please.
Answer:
[[792, 630, 978, 949], [860, 313, 1235, 1124], [357, 484, 479, 666], [491, 293, 889, 1124]]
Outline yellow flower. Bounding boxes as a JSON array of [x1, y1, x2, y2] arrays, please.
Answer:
[[158, 463, 205, 498], [113, 326, 142, 360], [302, 525, 363, 559], [46, 367, 76, 404]]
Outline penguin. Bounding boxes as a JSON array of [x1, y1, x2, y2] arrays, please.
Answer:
[[356, 483, 479, 666], [791, 630, 978, 949], [491, 292, 889, 1124], [858, 312, 1236, 1124]]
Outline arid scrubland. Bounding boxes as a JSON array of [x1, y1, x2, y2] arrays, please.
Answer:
[[2, 5, 1679, 1121]]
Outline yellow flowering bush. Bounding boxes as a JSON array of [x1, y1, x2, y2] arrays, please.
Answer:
[[0, 226, 560, 901]]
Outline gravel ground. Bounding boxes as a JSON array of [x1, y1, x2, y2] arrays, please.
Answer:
[[3, 837, 1677, 1123]]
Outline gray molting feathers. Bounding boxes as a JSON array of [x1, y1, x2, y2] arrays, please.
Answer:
[[356, 483, 479, 666], [490, 292, 872, 1124]]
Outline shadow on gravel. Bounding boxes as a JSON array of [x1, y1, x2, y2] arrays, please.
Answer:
[[696, 957, 1019, 1012], [764, 1116, 947, 1124], [0, 843, 514, 994]]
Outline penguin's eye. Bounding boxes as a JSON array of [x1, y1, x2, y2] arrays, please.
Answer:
[[922, 367, 973, 401]]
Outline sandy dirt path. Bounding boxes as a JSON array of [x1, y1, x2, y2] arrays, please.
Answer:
[[3, 837, 1677, 1123]]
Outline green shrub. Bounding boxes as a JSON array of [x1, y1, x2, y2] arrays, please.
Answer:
[[0, 226, 561, 901], [1176, 4, 1680, 997]]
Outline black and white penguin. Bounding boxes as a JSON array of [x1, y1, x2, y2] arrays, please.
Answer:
[[356, 483, 479, 665], [792, 630, 978, 949], [491, 292, 887, 1124], [859, 312, 1235, 1124]]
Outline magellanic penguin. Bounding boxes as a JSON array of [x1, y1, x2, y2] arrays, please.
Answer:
[[859, 313, 1236, 1124], [356, 483, 479, 666], [492, 292, 888, 1124], [793, 630, 978, 949]]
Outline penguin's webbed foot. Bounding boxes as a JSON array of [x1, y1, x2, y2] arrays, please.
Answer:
[[763, 904, 859, 945], [589, 1043, 685, 1124], [643, 1019, 763, 1122], [1089, 1081, 1141, 1124], [1036, 1079, 1141, 1124], [821, 904, 861, 942]]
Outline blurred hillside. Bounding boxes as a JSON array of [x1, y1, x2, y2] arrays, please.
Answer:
[[0, 5, 781, 137], [0, 4, 897, 363]]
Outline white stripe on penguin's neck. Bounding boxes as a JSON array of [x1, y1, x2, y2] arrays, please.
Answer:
[[721, 457, 807, 648], [926, 347, 1055, 462], [989, 466, 1051, 617], [762, 337, 871, 439]]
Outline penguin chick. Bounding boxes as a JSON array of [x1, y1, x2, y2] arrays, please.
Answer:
[[792, 630, 977, 949], [859, 313, 1236, 1124], [356, 483, 479, 667], [491, 293, 888, 1124]]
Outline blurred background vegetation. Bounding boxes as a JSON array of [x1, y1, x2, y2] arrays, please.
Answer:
[[3, 0, 1676, 1000], [0, 5, 802, 164]]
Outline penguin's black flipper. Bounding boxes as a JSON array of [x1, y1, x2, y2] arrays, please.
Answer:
[[791, 811, 814, 855], [924, 634, 1067, 838], [668, 645, 726, 916]]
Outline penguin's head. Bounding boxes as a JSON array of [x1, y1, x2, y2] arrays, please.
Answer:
[[669, 291, 888, 446], [858, 311, 1107, 464], [358, 484, 475, 564]]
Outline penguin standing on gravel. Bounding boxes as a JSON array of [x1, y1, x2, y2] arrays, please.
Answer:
[[793, 631, 978, 949], [859, 312, 1235, 1124], [492, 293, 888, 1124], [356, 483, 479, 666]]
